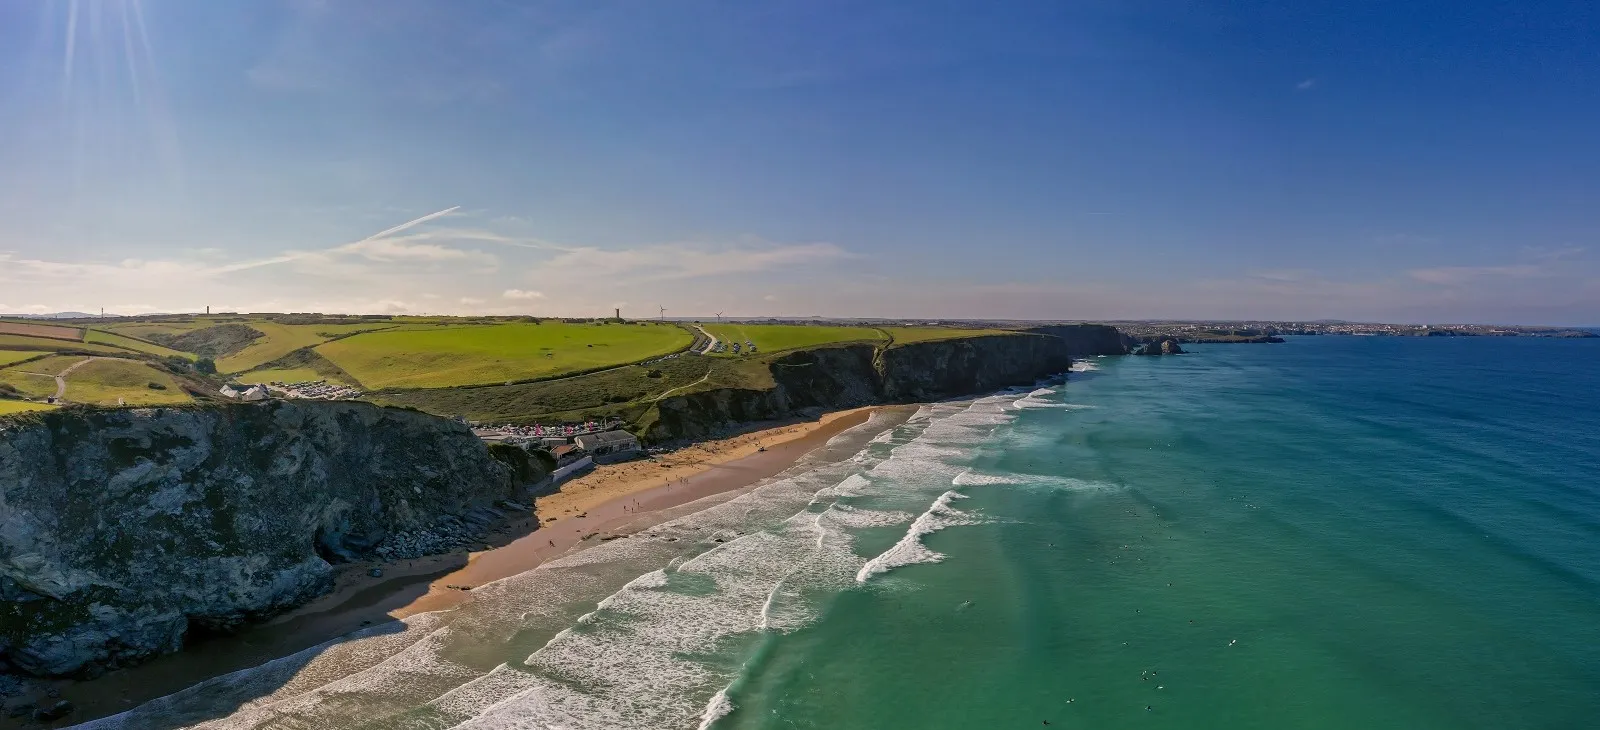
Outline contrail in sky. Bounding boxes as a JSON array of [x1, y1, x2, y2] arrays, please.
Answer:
[[210, 206, 461, 274], [352, 206, 461, 244]]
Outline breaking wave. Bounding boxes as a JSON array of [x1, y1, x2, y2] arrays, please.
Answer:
[[79, 393, 1048, 730], [854, 491, 983, 583]]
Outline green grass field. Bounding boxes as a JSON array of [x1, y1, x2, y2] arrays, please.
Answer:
[[215, 322, 389, 373], [701, 324, 887, 356], [882, 326, 1014, 344], [0, 334, 143, 356], [102, 320, 216, 339], [318, 321, 693, 389], [10, 354, 88, 375], [0, 350, 46, 368], [372, 354, 714, 422], [0, 400, 56, 415], [0, 355, 84, 399], [84, 329, 195, 359], [62, 359, 193, 406]]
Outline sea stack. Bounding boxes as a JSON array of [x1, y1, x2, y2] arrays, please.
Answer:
[[1136, 338, 1185, 356]]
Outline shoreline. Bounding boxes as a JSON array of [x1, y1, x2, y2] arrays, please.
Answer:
[[23, 406, 884, 728]]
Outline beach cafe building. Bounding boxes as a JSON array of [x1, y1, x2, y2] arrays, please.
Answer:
[[573, 431, 643, 463]]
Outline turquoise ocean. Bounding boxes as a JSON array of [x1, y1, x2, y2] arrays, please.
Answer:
[[84, 336, 1600, 730]]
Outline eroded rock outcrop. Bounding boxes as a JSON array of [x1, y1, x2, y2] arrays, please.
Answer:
[[0, 401, 522, 678], [1134, 338, 1186, 356]]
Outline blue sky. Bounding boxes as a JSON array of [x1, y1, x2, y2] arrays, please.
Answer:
[[1, 0, 1596, 323]]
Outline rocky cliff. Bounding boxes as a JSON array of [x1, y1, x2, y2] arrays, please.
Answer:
[[648, 326, 1126, 441], [0, 401, 523, 679], [1024, 324, 1135, 357], [1134, 338, 1187, 356]]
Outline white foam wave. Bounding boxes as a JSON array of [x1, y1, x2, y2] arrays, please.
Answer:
[[1012, 397, 1097, 410], [821, 504, 915, 529], [85, 394, 1033, 730], [1070, 361, 1099, 372], [953, 470, 1120, 492], [855, 491, 981, 583], [697, 686, 735, 730], [811, 473, 871, 502]]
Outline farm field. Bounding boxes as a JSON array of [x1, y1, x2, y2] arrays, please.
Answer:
[[0, 355, 85, 399], [0, 334, 146, 356], [700, 324, 886, 355], [85, 329, 194, 359], [102, 320, 217, 339], [0, 400, 56, 415], [0, 320, 83, 341], [216, 321, 389, 373], [372, 354, 715, 423], [62, 359, 193, 406], [0, 350, 44, 368], [318, 321, 693, 389], [883, 326, 1015, 344]]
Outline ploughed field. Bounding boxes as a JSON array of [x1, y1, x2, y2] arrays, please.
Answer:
[[0, 320, 84, 341]]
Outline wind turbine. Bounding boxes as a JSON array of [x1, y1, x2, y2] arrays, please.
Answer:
[[714, 311, 724, 322], [658, 305, 667, 321]]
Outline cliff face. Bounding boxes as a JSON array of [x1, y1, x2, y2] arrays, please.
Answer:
[[1025, 324, 1134, 357], [0, 401, 518, 678], [649, 345, 881, 442], [649, 326, 1126, 441], [878, 334, 1073, 401]]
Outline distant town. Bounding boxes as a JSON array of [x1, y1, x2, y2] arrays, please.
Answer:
[[1100, 320, 1598, 342]]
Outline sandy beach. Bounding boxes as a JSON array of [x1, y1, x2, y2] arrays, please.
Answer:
[[393, 406, 879, 616], [23, 407, 884, 728]]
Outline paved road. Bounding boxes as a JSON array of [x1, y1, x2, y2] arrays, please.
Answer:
[[692, 324, 719, 354]]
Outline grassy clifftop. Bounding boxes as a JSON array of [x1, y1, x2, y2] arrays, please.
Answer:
[[373, 325, 1128, 440], [3, 316, 1128, 441]]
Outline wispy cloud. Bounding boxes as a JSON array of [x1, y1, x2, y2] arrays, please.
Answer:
[[1523, 245, 1587, 262], [502, 289, 544, 300], [1408, 264, 1543, 286], [1296, 78, 1316, 91], [335, 238, 496, 265]]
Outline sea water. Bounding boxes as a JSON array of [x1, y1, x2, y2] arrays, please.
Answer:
[[80, 336, 1600, 729]]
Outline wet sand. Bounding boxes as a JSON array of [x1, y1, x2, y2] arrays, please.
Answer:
[[22, 407, 881, 728], [399, 406, 878, 616]]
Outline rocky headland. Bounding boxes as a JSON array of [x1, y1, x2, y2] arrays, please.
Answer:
[[648, 325, 1128, 441], [0, 401, 539, 685], [0, 324, 1130, 707]]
